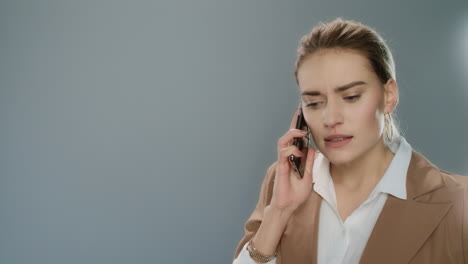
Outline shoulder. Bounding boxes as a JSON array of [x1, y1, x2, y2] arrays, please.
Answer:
[[439, 170, 468, 215], [262, 161, 277, 190], [407, 150, 466, 201], [409, 150, 467, 188], [439, 171, 468, 208], [440, 170, 468, 189], [256, 161, 277, 207]]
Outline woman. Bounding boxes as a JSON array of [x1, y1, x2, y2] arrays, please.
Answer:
[[232, 18, 468, 264]]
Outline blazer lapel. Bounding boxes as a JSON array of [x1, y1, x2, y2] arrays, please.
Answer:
[[278, 187, 322, 264], [359, 151, 453, 264]]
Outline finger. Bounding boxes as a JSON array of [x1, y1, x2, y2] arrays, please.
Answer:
[[278, 145, 304, 163], [289, 107, 301, 130], [276, 145, 305, 188], [277, 145, 304, 175], [302, 147, 316, 185], [278, 129, 308, 149]]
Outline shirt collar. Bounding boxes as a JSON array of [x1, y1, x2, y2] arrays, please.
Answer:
[[312, 135, 412, 201], [376, 136, 412, 200]]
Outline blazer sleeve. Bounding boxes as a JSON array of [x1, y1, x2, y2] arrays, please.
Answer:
[[463, 177, 468, 264], [232, 161, 277, 261]]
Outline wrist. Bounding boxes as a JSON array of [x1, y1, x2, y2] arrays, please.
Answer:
[[264, 205, 294, 220], [249, 205, 292, 257], [247, 239, 277, 263]]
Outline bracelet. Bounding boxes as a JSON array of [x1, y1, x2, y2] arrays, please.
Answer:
[[246, 240, 277, 263]]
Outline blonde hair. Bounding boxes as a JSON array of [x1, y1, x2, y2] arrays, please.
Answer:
[[294, 18, 400, 146]]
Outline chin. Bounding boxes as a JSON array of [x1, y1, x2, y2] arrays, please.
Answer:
[[321, 148, 360, 166], [327, 154, 354, 166]]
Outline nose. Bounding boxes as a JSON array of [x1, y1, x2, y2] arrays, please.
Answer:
[[322, 100, 343, 128]]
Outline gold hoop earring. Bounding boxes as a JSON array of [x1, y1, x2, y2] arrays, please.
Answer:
[[384, 113, 394, 143]]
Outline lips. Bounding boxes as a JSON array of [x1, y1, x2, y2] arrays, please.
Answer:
[[324, 134, 353, 141], [324, 135, 353, 148]]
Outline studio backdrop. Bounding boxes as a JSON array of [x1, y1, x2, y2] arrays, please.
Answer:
[[0, 0, 467, 263]]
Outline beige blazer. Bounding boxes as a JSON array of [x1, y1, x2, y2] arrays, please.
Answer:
[[233, 151, 468, 264]]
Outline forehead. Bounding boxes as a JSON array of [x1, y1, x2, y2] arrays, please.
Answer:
[[297, 49, 377, 92]]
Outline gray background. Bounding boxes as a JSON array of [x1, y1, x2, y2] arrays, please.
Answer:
[[1, 0, 467, 263]]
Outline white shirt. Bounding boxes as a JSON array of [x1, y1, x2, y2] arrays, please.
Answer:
[[234, 136, 412, 264]]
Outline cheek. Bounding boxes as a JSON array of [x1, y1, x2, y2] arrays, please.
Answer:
[[303, 111, 319, 130], [351, 96, 384, 130], [303, 112, 325, 146]]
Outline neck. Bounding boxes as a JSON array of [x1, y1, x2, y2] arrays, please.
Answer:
[[330, 136, 395, 191]]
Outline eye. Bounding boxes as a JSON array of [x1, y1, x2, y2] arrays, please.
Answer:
[[344, 95, 361, 102], [306, 102, 322, 109]]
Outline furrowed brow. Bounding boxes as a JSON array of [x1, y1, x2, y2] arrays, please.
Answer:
[[334, 81, 367, 92], [301, 81, 367, 97]]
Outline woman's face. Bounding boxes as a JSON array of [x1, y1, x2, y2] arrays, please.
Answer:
[[297, 48, 396, 166]]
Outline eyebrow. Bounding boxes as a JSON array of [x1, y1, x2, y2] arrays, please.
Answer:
[[301, 81, 367, 96]]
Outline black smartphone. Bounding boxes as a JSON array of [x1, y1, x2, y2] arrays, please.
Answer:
[[289, 103, 310, 178]]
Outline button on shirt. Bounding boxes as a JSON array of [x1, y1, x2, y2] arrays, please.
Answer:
[[234, 136, 412, 264]]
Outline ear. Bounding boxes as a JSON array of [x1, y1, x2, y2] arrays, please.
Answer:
[[382, 79, 399, 114]]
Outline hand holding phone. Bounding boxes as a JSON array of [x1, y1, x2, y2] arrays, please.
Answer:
[[268, 102, 316, 214], [288, 103, 310, 178]]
